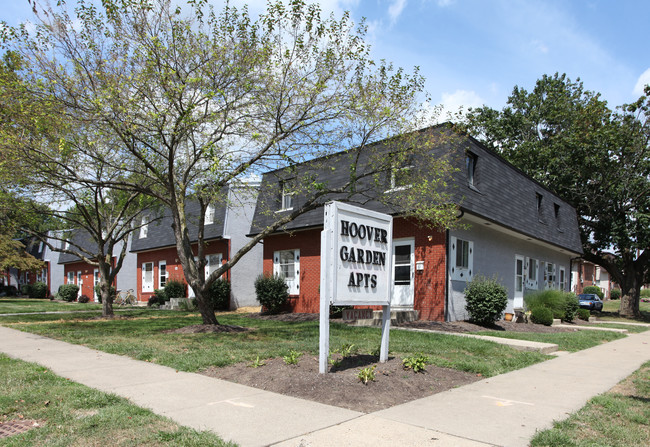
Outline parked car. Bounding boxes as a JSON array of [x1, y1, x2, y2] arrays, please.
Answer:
[[578, 293, 603, 312]]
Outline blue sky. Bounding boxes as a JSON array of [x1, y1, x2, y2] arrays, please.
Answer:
[[4, 0, 649, 117]]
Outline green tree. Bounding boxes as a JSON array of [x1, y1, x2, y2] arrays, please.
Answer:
[[461, 73, 649, 317], [3, 0, 457, 325]]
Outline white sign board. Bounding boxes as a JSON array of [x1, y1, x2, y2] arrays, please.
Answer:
[[320, 201, 393, 373], [322, 201, 393, 306]]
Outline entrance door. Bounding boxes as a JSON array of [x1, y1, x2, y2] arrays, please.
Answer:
[[142, 262, 154, 293], [392, 239, 414, 307], [514, 255, 525, 309], [77, 271, 83, 298]]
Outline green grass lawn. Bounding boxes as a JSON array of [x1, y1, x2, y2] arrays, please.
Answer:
[[469, 329, 627, 352], [0, 309, 550, 378], [530, 361, 650, 447], [0, 297, 102, 314], [0, 354, 233, 446], [598, 298, 650, 322]]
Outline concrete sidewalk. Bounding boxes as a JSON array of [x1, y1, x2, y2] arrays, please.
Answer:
[[1, 326, 648, 447]]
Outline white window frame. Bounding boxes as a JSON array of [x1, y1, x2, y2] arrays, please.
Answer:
[[514, 255, 525, 295], [526, 257, 539, 290], [67, 271, 74, 285], [559, 266, 566, 291], [93, 269, 100, 287], [466, 152, 477, 187], [544, 262, 556, 290], [450, 236, 473, 282], [280, 182, 294, 211], [139, 218, 148, 239], [204, 204, 215, 225], [159, 260, 167, 289], [273, 249, 300, 295]]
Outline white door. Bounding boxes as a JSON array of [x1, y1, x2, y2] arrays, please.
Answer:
[[77, 271, 83, 298], [142, 262, 154, 293], [392, 239, 414, 307], [514, 255, 525, 309]]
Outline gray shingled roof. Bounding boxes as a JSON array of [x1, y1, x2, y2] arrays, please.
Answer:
[[57, 230, 99, 264], [249, 125, 583, 254], [130, 198, 227, 253]]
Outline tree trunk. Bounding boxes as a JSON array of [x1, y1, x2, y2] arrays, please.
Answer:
[[619, 285, 640, 318], [98, 262, 114, 318], [193, 287, 219, 325]]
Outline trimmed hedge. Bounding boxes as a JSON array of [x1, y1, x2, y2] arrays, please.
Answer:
[[583, 285, 604, 300], [78, 294, 91, 303], [578, 308, 591, 321], [563, 293, 580, 322], [164, 280, 186, 299], [464, 275, 508, 325], [209, 278, 231, 311], [531, 307, 554, 326], [255, 274, 288, 314], [57, 284, 79, 302], [610, 288, 621, 300]]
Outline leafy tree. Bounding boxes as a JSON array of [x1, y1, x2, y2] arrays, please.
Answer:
[[3, 0, 457, 325], [461, 73, 649, 317]]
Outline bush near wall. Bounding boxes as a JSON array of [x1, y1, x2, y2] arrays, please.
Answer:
[[31, 282, 49, 298], [209, 278, 231, 311], [20, 283, 33, 297], [610, 288, 621, 300], [94, 284, 116, 304], [582, 285, 604, 300], [57, 284, 79, 302], [464, 275, 508, 325], [164, 280, 186, 299], [531, 307, 554, 326], [525, 290, 569, 320], [255, 274, 289, 314]]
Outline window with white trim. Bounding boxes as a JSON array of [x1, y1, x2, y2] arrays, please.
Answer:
[[205, 204, 215, 225], [526, 257, 539, 290], [544, 262, 556, 289], [280, 182, 294, 211], [67, 271, 74, 284], [450, 236, 473, 281], [466, 152, 477, 187], [388, 153, 414, 192], [559, 266, 566, 291], [159, 260, 167, 288], [93, 269, 100, 287], [273, 249, 300, 295], [140, 220, 148, 239]]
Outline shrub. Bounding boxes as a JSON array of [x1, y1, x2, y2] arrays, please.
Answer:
[[20, 283, 33, 297], [164, 280, 186, 299], [577, 308, 591, 321], [525, 290, 567, 320], [149, 288, 167, 306], [563, 293, 580, 322], [94, 284, 116, 304], [1, 285, 18, 296], [78, 294, 90, 303], [147, 296, 161, 307], [57, 284, 79, 302], [610, 288, 621, 300], [582, 286, 604, 300], [530, 307, 554, 326], [208, 278, 231, 311], [255, 274, 289, 314], [402, 354, 430, 373], [31, 282, 48, 298], [464, 275, 508, 325]]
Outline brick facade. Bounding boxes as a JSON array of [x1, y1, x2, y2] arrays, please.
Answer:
[[135, 239, 229, 302], [262, 217, 448, 320]]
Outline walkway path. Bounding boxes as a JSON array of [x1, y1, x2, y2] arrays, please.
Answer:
[[1, 326, 648, 447]]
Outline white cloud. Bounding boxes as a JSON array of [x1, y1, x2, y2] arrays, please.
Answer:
[[388, 0, 407, 25], [530, 39, 549, 54], [633, 68, 650, 96], [439, 89, 485, 119]]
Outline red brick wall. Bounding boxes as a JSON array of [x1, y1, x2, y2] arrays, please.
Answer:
[[135, 240, 229, 302], [63, 261, 97, 299], [262, 217, 447, 321]]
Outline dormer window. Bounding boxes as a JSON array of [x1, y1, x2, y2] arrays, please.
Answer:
[[536, 193, 543, 212], [280, 181, 294, 211], [205, 204, 215, 225], [554, 203, 562, 229], [140, 220, 148, 239], [466, 152, 477, 187], [387, 153, 413, 192]]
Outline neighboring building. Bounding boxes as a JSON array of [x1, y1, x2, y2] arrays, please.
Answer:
[[58, 231, 137, 301], [130, 182, 262, 307], [5, 237, 50, 294], [571, 258, 614, 299], [249, 125, 584, 321]]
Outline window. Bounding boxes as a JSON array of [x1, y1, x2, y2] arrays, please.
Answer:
[[140, 220, 148, 239], [559, 267, 566, 291], [544, 262, 556, 289], [93, 269, 100, 287], [204, 204, 215, 225], [388, 154, 413, 191], [536, 193, 543, 213], [450, 236, 473, 281], [142, 262, 154, 292], [159, 261, 167, 288], [554, 203, 562, 229], [466, 152, 477, 187], [280, 182, 294, 211], [528, 258, 538, 281], [38, 241, 44, 253], [515, 257, 524, 293], [67, 271, 74, 284], [273, 249, 300, 295], [205, 254, 222, 279]]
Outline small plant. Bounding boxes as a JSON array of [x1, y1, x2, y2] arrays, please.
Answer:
[[57, 284, 79, 302], [94, 284, 116, 304], [338, 343, 357, 358], [578, 308, 591, 321], [209, 278, 231, 311], [583, 285, 604, 300], [402, 354, 430, 373], [357, 365, 376, 385], [283, 350, 302, 365], [20, 283, 33, 297], [530, 307, 554, 326], [249, 356, 266, 368], [255, 273, 289, 314], [329, 356, 342, 368], [164, 279, 187, 299], [563, 293, 580, 322], [77, 294, 91, 303], [464, 275, 508, 325], [610, 288, 621, 300], [31, 281, 48, 298], [152, 288, 167, 305]]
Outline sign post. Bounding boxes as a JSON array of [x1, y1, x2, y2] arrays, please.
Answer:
[[319, 201, 393, 373]]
